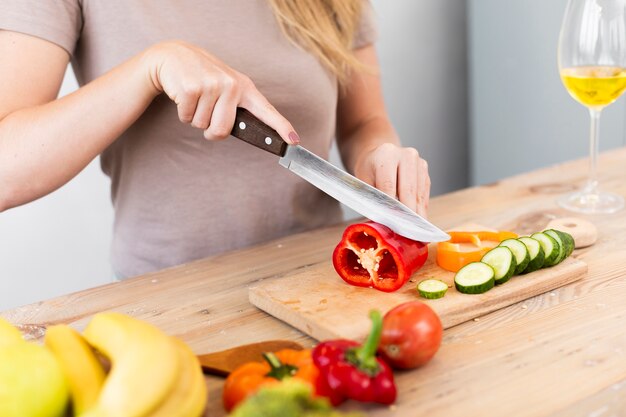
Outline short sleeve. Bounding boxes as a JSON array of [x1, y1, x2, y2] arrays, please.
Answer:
[[353, 1, 378, 49], [0, 0, 82, 55]]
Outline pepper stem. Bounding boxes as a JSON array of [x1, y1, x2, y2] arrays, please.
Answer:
[[346, 309, 382, 375], [263, 352, 298, 380]]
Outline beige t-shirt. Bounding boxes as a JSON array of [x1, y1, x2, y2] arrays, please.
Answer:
[[0, 0, 377, 278]]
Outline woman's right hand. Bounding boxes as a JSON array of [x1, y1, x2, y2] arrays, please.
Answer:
[[0, 35, 299, 211], [145, 41, 300, 144]]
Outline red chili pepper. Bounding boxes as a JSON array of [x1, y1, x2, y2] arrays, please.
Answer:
[[332, 222, 428, 292], [312, 310, 397, 405]]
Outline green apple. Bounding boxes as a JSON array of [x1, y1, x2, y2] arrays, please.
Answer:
[[0, 340, 69, 417]]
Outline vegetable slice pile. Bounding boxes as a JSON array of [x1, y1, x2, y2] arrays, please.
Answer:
[[454, 228, 575, 295]]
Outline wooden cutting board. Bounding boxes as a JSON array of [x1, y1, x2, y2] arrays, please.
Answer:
[[249, 240, 588, 342]]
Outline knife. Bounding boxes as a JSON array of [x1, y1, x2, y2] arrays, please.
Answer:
[[198, 339, 304, 376], [230, 108, 449, 242]]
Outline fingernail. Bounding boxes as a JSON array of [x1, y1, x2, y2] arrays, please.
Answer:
[[288, 131, 300, 145]]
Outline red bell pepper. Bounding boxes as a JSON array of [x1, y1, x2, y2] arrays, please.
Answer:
[[312, 310, 397, 405], [332, 222, 428, 292]]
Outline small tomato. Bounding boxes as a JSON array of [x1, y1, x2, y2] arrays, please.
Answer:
[[378, 301, 443, 369]]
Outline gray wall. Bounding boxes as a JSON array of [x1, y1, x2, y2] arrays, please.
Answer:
[[469, 0, 626, 185], [0, 2, 470, 310]]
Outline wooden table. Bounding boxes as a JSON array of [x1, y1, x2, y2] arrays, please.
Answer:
[[3, 148, 626, 417]]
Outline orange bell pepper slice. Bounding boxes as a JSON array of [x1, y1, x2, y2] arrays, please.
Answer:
[[436, 230, 518, 272]]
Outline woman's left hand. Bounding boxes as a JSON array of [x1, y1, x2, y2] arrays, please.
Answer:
[[335, 45, 431, 218], [353, 142, 431, 218]]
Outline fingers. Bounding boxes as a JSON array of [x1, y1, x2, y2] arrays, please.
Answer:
[[191, 93, 217, 130], [362, 144, 431, 218], [373, 143, 401, 198], [176, 90, 200, 124], [397, 148, 419, 213], [179, 74, 238, 140], [182, 75, 299, 145], [416, 158, 431, 218], [156, 42, 299, 145], [204, 89, 237, 140], [398, 148, 430, 218], [240, 87, 300, 145]]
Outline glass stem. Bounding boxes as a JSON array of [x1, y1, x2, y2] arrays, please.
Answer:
[[586, 108, 602, 194]]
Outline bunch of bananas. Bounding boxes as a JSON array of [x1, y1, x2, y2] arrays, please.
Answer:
[[0, 313, 207, 417]]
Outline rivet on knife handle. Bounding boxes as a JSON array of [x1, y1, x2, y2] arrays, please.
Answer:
[[231, 108, 288, 157]]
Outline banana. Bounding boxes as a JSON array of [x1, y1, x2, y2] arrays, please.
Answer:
[[82, 313, 181, 417], [44, 325, 106, 415], [148, 338, 207, 417], [0, 317, 24, 347]]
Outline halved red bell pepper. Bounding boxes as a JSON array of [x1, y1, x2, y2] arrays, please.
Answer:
[[332, 222, 428, 292]]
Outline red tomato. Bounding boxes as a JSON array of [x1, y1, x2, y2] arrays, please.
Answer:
[[378, 301, 443, 369]]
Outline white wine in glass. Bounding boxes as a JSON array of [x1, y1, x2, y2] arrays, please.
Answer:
[[558, 0, 626, 214]]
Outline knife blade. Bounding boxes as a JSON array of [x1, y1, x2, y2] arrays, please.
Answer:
[[230, 108, 449, 242]]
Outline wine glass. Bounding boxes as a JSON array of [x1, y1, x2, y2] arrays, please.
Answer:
[[558, 0, 626, 214]]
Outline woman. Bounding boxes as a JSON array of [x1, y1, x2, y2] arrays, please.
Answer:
[[0, 1, 430, 278]]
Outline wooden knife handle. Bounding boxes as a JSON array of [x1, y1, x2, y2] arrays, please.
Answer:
[[197, 340, 304, 377], [231, 108, 288, 157]]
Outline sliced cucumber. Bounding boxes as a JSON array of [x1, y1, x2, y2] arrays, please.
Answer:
[[518, 237, 545, 274], [498, 238, 530, 275], [531, 232, 561, 267], [455, 262, 495, 294], [548, 229, 575, 258], [417, 279, 448, 299], [544, 229, 567, 264], [481, 246, 516, 285]]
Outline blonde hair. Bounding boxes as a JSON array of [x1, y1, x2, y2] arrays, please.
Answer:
[[268, 0, 366, 85]]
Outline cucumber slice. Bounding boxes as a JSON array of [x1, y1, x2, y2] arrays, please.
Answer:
[[455, 262, 495, 294], [481, 246, 516, 285], [498, 238, 530, 275], [518, 237, 545, 274], [548, 229, 575, 258], [531, 232, 561, 267], [417, 279, 448, 299], [544, 229, 567, 264]]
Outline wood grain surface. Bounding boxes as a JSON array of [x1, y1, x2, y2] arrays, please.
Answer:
[[249, 255, 587, 341], [2, 148, 626, 417]]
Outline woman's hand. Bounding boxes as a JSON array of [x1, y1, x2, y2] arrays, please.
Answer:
[[335, 46, 431, 218], [353, 143, 431, 218], [145, 41, 299, 144]]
